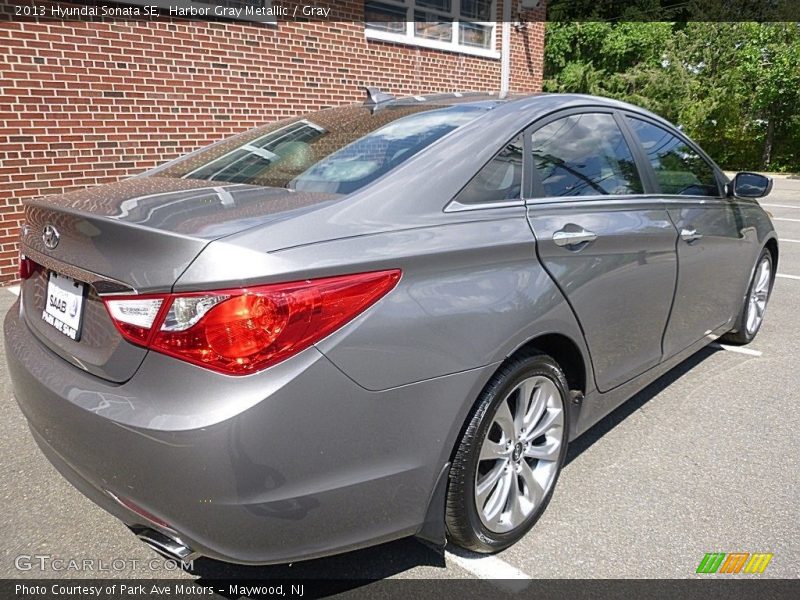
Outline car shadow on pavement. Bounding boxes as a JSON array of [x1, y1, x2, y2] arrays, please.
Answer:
[[190, 536, 444, 591], [564, 345, 717, 467]]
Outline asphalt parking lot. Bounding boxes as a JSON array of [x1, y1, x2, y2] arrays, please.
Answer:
[[1, 177, 798, 583]]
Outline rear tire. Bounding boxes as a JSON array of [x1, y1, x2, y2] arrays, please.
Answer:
[[445, 353, 569, 553], [720, 247, 773, 345]]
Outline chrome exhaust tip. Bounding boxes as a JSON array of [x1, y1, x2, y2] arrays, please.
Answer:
[[131, 526, 200, 562]]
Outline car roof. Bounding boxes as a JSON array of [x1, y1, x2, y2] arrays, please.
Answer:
[[379, 91, 517, 108], [374, 91, 671, 128]]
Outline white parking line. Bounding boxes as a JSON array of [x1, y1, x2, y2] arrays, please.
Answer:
[[446, 549, 531, 586], [773, 217, 800, 223], [777, 273, 800, 281], [779, 239, 800, 243], [762, 203, 800, 209], [5, 286, 19, 296], [711, 343, 763, 357]]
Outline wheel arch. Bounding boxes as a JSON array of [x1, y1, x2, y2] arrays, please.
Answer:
[[449, 331, 590, 462], [418, 331, 590, 547], [765, 236, 779, 274], [506, 332, 588, 398]]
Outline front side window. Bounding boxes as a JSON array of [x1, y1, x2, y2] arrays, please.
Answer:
[[531, 113, 644, 198], [155, 104, 487, 194], [365, 1, 497, 55], [627, 118, 719, 197], [455, 136, 523, 204]]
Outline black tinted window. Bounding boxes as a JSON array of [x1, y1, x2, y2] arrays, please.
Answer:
[[627, 118, 719, 197], [532, 113, 643, 197], [455, 136, 523, 204]]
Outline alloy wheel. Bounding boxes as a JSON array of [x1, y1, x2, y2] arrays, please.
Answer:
[[474, 375, 564, 533], [745, 257, 771, 335]]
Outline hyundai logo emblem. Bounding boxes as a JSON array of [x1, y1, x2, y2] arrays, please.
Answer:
[[42, 224, 60, 250]]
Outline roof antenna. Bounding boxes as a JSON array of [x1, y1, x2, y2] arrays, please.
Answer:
[[364, 86, 395, 106]]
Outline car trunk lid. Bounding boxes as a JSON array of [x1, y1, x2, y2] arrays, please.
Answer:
[[19, 177, 337, 382]]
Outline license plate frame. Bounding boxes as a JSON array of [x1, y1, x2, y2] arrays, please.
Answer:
[[42, 271, 86, 341]]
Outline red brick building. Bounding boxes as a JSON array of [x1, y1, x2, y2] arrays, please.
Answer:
[[0, 0, 545, 284]]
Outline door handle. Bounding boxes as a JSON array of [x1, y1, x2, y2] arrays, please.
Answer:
[[680, 228, 703, 243], [553, 227, 598, 247]]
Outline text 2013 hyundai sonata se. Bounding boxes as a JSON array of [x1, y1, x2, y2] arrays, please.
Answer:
[[5, 92, 778, 564]]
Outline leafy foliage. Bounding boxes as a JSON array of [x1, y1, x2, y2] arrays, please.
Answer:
[[544, 21, 800, 172]]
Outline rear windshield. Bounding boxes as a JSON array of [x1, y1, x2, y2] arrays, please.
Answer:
[[151, 103, 487, 194]]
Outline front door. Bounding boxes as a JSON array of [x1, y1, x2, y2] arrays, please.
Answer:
[[623, 117, 753, 357]]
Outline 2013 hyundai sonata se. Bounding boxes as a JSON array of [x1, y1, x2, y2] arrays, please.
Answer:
[[5, 91, 778, 564]]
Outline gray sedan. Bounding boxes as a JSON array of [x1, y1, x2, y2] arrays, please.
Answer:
[[4, 91, 777, 564]]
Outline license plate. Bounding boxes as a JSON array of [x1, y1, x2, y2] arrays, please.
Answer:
[[42, 272, 86, 341]]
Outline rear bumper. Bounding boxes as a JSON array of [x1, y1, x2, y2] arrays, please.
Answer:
[[4, 301, 493, 565]]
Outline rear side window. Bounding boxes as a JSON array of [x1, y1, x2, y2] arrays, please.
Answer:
[[627, 118, 719, 197], [455, 136, 523, 205], [531, 113, 643, 197]]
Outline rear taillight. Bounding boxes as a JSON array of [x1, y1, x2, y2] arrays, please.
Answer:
[[19, 254, 36, 280], [106, 491, 174, 532], [103, 270, 401, 375]]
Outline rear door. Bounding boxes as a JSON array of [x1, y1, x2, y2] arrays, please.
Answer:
[[525, 110, 678, 392], [623, 116, 754, 357]]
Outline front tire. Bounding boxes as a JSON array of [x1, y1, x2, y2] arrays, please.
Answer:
[[445, 353, 569, 553], [721, 248, 773, 345]]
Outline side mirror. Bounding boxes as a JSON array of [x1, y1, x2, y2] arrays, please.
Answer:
[[730, 172, 773, 199]]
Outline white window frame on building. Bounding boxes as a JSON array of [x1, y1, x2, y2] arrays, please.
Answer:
[[365, 0, 500, 59]]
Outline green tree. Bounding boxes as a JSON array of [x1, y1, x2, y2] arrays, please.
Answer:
[[736, 23, 800, 168], [544, 21, 800, 172]]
